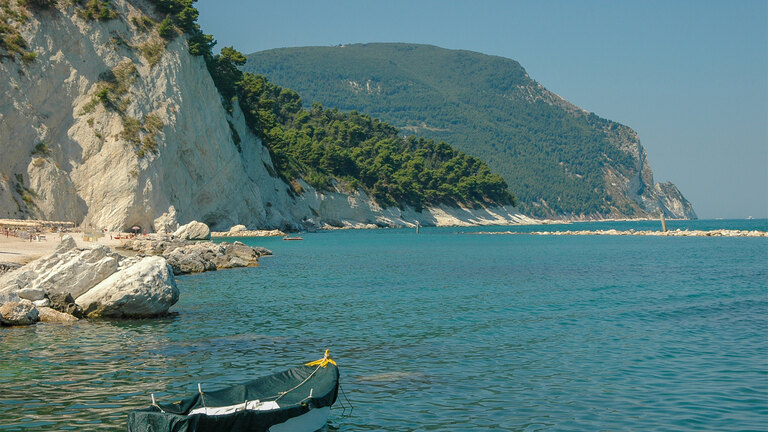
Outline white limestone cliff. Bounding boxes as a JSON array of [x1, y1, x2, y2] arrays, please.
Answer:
[[0, 1, 535, 230]]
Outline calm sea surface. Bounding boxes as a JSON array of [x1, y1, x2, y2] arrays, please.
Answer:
[[1, 219, 766, 431]]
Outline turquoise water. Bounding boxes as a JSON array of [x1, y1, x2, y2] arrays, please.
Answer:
[[1, 220, 766, 431]]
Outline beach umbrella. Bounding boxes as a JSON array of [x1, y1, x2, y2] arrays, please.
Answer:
[[131, 225, 141, 233]]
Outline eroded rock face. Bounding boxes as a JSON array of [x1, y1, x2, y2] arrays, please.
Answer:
[[0, 300, 40, 326], [75, 256, 179, 318], [174, 221, 211, 240], [154, 206, 179, 234]]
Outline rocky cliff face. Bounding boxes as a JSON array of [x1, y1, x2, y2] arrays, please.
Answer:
[[0, 1, 531, 230], [534, 85, 696, 219]]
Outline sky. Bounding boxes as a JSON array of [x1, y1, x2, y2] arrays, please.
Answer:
[[197, 0, 768, 219]]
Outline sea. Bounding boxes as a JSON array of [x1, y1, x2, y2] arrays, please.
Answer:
[[1, 219, 766, 431]]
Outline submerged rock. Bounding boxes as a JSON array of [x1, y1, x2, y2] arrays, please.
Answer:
[[75, 256, 179, 318], [0, 300, 40, 326]]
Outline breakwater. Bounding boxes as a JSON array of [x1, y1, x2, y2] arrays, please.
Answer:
[[473, 228, 768, 237]]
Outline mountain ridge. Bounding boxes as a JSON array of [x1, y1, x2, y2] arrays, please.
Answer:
[[244, 43, 696, 220]]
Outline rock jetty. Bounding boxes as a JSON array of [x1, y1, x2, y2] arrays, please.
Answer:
[[0, 235, 179, 325], [119, 237, 272, 275], [474, 229, 768, 237]]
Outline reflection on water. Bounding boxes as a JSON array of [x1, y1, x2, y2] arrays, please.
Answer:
[[1, 222, 766, 431]]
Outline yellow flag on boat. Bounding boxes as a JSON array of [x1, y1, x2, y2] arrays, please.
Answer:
[[306, 349, 337, 367]]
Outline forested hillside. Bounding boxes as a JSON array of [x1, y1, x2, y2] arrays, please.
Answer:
[[244, 43, 696, 219]]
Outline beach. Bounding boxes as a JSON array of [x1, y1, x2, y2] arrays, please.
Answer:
[[0, 232, 125, 264]]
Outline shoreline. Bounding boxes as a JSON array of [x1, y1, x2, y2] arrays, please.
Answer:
[[0, 232, 125, 265]]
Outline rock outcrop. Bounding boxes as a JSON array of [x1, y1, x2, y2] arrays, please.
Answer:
[[0, 235, 178, 321], [75, 256, 178, 318], [121, 237, 271, 275]]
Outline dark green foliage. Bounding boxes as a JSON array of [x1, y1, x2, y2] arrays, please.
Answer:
[[30, 142, 50, 156], [244, 43, 638, 217], [74, 0, 117, 21], [147, 0, 199, 35], [157, 15, 174, 39], [19, 0, 56, 10], [236, 74, 514, 208], [0, 0, 34, 61], [208, 46, 245, 110]]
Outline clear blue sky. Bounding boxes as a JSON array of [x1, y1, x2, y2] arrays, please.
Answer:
[[197, 0, 768, 219]]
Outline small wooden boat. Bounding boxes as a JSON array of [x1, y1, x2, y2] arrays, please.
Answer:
[[127, 351, 339, 432], [282, 236, 303, 241]]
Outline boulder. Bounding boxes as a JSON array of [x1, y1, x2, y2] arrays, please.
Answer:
[[75, 256, 179, 318], [229, 224, 247, 233], [0, 300, 40, 326], [33, 298, 50, 308], [1, 245, 120, 300], [54, 234, 78, 254], [154, 206, 179, 234], [38, 306, 78, 323], [174, 221, 211, 240], [17, 287, 46, 301], [48, 292, 84, 318]]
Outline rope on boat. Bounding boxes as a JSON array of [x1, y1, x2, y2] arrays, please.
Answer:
[[274, 350, 336, 403], [151, 393, 165, 413], [198, 383, 207, 407]]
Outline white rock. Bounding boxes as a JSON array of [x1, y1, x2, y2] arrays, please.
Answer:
[[75, 256, 179, 318], [229, 224, 247, 233], [55, 235, 78, 254], [154, 206, 179, 234], [174, 221, 211, 240], [33, 298, 51, 308], [17, 287, 46, 301]]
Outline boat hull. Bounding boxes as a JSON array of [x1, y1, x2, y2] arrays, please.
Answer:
[[269, 406, 330, 432]]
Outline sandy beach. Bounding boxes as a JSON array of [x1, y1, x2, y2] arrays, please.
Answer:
[[0, 232, 125, 264]]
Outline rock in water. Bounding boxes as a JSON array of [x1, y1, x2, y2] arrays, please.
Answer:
[[174, 221, 211, 240], [38, 307, 78, 323], [75, 256, 179, 318], [0, 300, 40, 326], [48, 292, 84, 319]]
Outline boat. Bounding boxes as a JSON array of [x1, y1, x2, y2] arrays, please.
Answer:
[[127, 351, 340, 432], [282, 236, 303, 241]]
